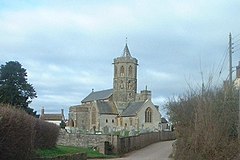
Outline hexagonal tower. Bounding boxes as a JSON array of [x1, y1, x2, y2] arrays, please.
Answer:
[[113, 43, 138, 113]]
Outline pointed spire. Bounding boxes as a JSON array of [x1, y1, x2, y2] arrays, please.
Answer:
[[122, 43, 132, 58]]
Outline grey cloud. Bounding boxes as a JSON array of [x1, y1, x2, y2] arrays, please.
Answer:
[[1, 0, 240, 117]]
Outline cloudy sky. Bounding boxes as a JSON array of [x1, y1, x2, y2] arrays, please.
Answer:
[[1, 0, 240, 117]]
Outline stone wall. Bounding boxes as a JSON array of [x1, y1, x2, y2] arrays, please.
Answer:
[[57, 130, 114, 154], [57, 130, 175, 155]]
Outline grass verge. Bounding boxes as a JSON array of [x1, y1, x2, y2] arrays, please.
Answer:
[[35, 145, 119, 159]]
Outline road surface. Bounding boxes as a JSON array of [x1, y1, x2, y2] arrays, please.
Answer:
[[93, 140, 174, 160]]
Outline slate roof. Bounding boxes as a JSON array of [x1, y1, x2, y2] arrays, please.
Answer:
[[41, 114, 63, 121], [161, 117, 168, 123], [122, 43, 132, 58], [96, 101, 118, 114], [121, 101, 145, 116], [81, 89, 113, 103]]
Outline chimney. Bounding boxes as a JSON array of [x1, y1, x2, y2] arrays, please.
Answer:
[[61, 109, 65, 120], [40, 107, 44, 120], [41, 107, 44, 116]]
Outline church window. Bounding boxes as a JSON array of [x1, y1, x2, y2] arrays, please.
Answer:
[[145, 107, 152, 123], [114, 80, 117, 89], [106, 119, 108, 123], [129, 65, 133, 76], [128, 80, 134, 90], [112, 119, 114, 123], [92, 107, 96, 125], [92, 107, 97, 124], [120, 80, 124, 89], [120, 117, 123, 126], [129, 118, 133, 126], [120, 66, 125, 76], [69, 119, 74, 127], [128, 81, 131, 89], [114, 66, 117, 77]]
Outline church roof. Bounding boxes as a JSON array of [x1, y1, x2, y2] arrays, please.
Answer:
[[81, 89, 113, 103], [96, 101, 118, 114], [121, 101, 145, 116], [122, 43, 132, 58]]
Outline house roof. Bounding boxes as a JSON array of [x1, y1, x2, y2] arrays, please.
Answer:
[[121, 101, 145, 116], [96, 101, 118, 114], [161, 117, 168, 123], [69, 105, 81, 109], [81, 89, 113, 103], [41, 114, 63, 121]]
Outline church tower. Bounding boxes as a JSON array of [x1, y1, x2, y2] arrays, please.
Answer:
[[113, 43, 138, 113]]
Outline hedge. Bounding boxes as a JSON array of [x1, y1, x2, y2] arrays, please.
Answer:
[[0, 104, 60, 159], [34, 118, 60, 149]]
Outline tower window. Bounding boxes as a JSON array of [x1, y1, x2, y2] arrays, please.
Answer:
[[130, 118, 133, 126], [120, 66, 125, 76], [114, 66, 117, 77], [128, 80, 134, 90], [91, 107, 96, 124], [145, 107, 152, 123], [129, 65, 133, 76], [120, 80, 124, 89], [106, 119, 108, 123]]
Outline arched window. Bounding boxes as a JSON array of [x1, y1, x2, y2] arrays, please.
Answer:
[[120, 66, 125, 76], [91, 107, 96, 124], [129, 65, 133, 76], [120, 117, 123, 126], [129, 118, 133, 126], [69, 119, 74, 127], [114, 66, 117, 77], [145, 107, 152, 123]]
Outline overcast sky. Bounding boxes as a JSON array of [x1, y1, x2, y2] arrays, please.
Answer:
[[1, 0, 240, 118]]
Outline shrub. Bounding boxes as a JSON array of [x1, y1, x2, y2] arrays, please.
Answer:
[[0, 104, 60, 159], [60, 120, 66, 129], [0, 104, 36, 159], [34, 119, 60, 149], [166, 86, 239, 160]]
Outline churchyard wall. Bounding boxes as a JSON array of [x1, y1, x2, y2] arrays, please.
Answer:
[[57, 129, 175, 155], [57, 129, 113, 154]]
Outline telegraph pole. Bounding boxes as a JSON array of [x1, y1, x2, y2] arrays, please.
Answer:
[[229, 32, 233, 86]]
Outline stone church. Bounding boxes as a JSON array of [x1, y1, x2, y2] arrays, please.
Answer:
[[68, 44, 161, 133]]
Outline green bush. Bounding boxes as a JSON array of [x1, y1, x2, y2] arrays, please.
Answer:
[[0, 104, 60, 159]]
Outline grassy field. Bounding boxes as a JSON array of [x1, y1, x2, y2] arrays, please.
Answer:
[[35, 145, 118, 159]]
